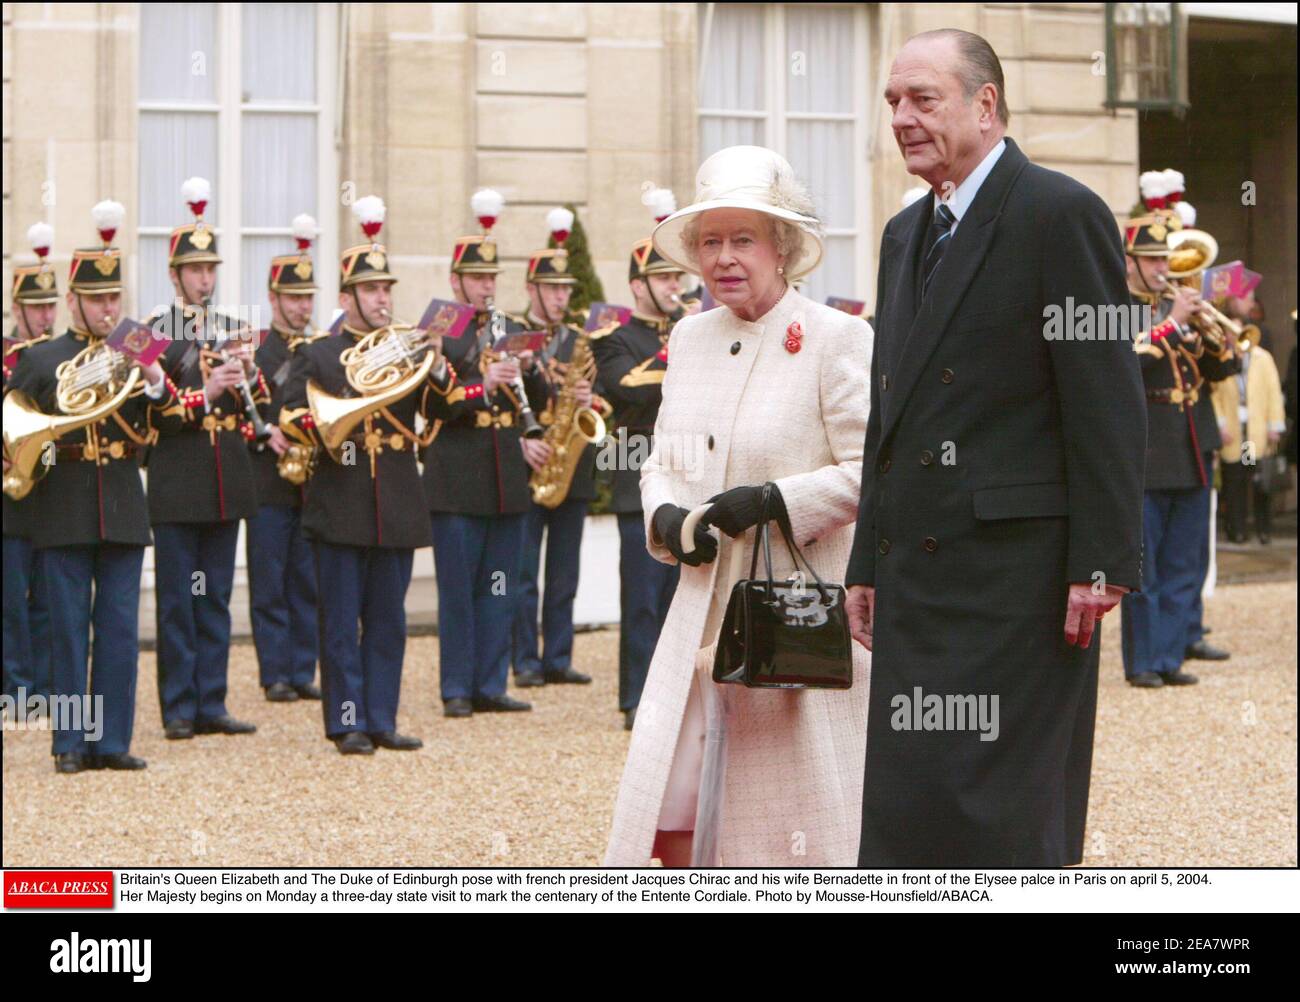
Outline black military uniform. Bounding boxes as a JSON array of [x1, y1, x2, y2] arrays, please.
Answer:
[[509, 239, 614, 689], [3, 253, 56, 705], [246, 235, 325, 702], [424, 231, 550, 715], [6, 227, 173, 771], [282, 204, 466, 753], [1120, 208, 1240, 687], [147, 197, 263, 738], [589, 237, 684, 727]]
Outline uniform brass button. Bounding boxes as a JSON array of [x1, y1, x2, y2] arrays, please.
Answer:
[[923, 536, 938, 552], [920, 450, 934, 466], [881, 373, 889, 391], [878, 538, 891, 555], [879, 458, 891, 474], [707, 435, 715, 450], [730, 341, 741, 355], [941, 368, 954, 384]]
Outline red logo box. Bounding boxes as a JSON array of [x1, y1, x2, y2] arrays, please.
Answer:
[[4, 871, 114, 908]]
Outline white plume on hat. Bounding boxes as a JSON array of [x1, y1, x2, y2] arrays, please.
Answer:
[[352, 196, 386, 226], [181, 177, 211, 204], [471, 188, 505, 220], [642, 187, 677, 222], [26, 221, 54, 254], [1139, 170, 1170, 203], [291, 213, 318, 241], [91, 200, 126, 233], [546, 206, 574, 236], [901, 186, 930, 209], [1174, 201, 1197, 227], [1162, 169, 1186, 197]]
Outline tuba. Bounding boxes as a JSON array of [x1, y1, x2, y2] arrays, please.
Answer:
[[3, 340, 142, 499], [529, 329, 606, 509], [294, 321, 441, 464]]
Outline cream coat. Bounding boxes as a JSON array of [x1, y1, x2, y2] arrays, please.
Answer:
[[1210, 346, 1286, 463], [603, 286, 873, 866]]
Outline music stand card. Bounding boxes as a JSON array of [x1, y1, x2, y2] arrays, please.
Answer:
[[417, 298, 475, 340], [500, 332, 547, 354], [826, 296, 866, 316], [585, 302, 632, 332], [1239, 268, 1262, 296], [695, 285, 718, 312], [327, 309, 346, 336], [107, 319, 169, 366], [1201, 261, 1242, 301]]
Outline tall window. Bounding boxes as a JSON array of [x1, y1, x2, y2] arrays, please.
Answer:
[[137, 4, 336, 323], [698, 3, 869, 304]]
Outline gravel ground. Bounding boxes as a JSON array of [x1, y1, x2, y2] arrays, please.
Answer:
[[3, 580, 1295, 867]]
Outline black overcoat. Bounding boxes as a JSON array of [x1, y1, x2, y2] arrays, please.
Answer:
[[846, 138, 1147, 867]]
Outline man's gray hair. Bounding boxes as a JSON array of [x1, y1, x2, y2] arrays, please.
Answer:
[[912, 28, 1010, 126]]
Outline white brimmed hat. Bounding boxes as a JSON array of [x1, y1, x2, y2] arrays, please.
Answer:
[[651, 146, 824, 280]]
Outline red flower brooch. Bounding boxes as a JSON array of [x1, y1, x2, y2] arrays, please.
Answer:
[[784, 320, 803, 354]]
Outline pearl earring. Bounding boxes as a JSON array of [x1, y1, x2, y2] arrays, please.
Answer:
[[777, 266, 785, 275]]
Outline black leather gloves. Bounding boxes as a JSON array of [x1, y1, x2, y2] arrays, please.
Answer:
[[701, 483, 787, 538], [652, 503, 718, 566]]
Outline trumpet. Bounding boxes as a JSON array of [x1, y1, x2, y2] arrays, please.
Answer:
[[484, 297, 544, 439]]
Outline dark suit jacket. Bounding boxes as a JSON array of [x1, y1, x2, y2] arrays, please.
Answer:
[[848, 137, 1147, 868]]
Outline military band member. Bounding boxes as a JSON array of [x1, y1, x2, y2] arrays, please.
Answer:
[[3, 223, 56, 709], [247, 216, 323, 703], [6, 203, 172, 771], [281, 197, 456, 754], [590, 236, 685, 730], [423, 190, 550, 718], [148, 178, 261, 739], [510, 209, 613, 689], [1119, 181, 1240, 689]]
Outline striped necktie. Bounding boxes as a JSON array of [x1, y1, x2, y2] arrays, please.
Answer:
[[921, 202, 957, 299]]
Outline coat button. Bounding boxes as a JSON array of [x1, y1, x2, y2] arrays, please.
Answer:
[[923, 536, 938, 552], [941, 368, 954, 384], [881, 373, 889, 391], [920, 449, 934, 466], [707, 434, 715, 450], [730, 341, 741, 355], [879, 458, 891, 474], [878, 538, 891, 555]]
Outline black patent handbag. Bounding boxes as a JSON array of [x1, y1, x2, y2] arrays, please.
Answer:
[[712, 483, 853, 689]]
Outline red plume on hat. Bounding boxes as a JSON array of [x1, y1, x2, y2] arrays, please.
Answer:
[[546, 206, 574, 246], [181, 177, 211, 222], [91, 200, 125, 248], [352, 196, 386, 245], [471, 188, 504, 234], [642, 187, 677, 224]]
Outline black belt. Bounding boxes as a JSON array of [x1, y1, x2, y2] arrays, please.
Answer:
[[55, 441, 140, 462], [1147, 386, 1198, 406]]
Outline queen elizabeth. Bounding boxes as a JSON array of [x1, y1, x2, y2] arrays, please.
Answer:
[[603, 146, 874, 867]]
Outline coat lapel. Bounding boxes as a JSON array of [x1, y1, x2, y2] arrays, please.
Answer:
[[880, 138, 1030, 446], [883, 198, 930, 382]]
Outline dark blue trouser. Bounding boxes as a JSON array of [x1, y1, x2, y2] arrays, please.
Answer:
[[617, 513, 679, 710], [153, 521, 239, 724], [41, 544, 144, 756], [430, 512, 525, 702], [1122, 487, 1210, 677], [512, 498, 587, 677], [247, 504, 318, 688], [3, 534, 51, 700], [313, 541, 413, 737]]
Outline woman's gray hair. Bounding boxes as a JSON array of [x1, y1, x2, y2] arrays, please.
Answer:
[[680, 167, 822, 270]]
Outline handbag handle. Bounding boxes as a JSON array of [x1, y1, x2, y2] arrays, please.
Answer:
[[752, 483, 832, 604]]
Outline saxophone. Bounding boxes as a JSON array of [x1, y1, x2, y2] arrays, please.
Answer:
[[529, 329, 606, 509]]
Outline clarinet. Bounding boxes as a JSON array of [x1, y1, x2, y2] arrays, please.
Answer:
[[205, 297, 272, 443], [485, 297, 544, 439]]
